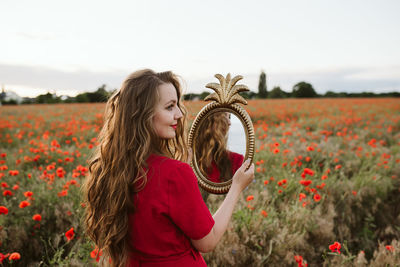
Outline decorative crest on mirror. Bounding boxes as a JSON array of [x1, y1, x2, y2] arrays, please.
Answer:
[[204, 73, 249, 105], [188, 73, 255, 194]]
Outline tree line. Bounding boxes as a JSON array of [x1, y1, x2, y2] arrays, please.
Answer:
[[187, 71, 399, 100], [1, 85, 113, 105], [250, 71, 400, 99], [1, 71, 399, 105]]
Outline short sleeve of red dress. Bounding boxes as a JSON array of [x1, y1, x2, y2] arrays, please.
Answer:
[[168, 162, 215, 240], [229, 151, 244, 174]]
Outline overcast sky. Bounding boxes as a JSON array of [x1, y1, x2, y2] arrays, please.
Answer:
[[1, 0, 399, 97]]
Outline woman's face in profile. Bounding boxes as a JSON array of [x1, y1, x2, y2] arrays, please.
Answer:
[[225, 112, 231, 127], [152, 83, 183, 139]]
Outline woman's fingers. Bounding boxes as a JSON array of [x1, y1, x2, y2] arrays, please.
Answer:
[[241, 158, 251, 169], [232, 159, 255, 191]]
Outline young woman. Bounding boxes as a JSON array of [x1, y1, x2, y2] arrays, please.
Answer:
[[195, 112, 244, 183], [83, 69, 254, 267]]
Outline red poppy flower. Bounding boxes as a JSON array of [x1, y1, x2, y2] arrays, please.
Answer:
[[0, 206, 8, 215], [294, 255, 303, 263], [24, 191, 33, 197], [19, 201, 30, 208], [303, 168, 315, 176], [65, 227, 75, 241], [32, 214, 42, 221], [58, 190, 68, 197], [3, 190, 13, 196], [329, 241, 341, 254], [299, 180, 312, 186], [46, 165, 55, 171], [313, 194, 321, 202], [246, 195, 254, 201], [260, 210, 268, 217], [8, 170, 19, 176], [90, 247, 103, 262], [8, 252, 21, 260], [56, 167, 65, 178], [0, 253, 10, 264], [368, 138, 377, 147], [385, 245, 394, 252]]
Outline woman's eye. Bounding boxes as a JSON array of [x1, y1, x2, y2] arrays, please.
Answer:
[[167, 105, 174, 110]]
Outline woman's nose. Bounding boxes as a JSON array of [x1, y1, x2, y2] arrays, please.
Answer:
[[175, 107, 183, 119]]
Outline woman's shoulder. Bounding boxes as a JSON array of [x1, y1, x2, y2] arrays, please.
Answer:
[[228, 151, 244, 161]]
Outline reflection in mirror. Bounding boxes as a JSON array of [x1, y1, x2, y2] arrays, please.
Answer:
[[194, 112, 245, 183], [227, 113, 246, 156]]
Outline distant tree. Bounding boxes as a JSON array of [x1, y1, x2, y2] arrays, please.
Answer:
[[386, 92, 400, 97], [21, 98, 34, 104], [74, 84, 110, 103], [75, 93, 90, 103], [86, 84, 109, 102], [359, 92, 377, 98], [292, 82, 318, 98], [269, 86, 286, 98], [258, 71, 268, 98], [199, 91, 210, 100], [324, 91, 339, 98], [35, 92, 61, 103], [183, 93, 199, 101], [0, 89, 5, 103], [240, 91, 258, 99], [1, 99, 18, 105], [62, 96, 76, 103]]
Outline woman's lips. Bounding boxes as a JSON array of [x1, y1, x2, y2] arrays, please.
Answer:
[[171, 124, 177, 130]]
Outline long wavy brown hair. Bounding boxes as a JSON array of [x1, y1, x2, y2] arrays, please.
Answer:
[[195, 112, 232, 181], [82, 69, 189, 266]]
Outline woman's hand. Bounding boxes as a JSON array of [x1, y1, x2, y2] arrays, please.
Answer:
[[231, 159, 254, 192]]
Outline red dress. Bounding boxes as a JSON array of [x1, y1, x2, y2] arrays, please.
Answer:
[[207, 151, 244, 183], [128, 153, 215, 266]]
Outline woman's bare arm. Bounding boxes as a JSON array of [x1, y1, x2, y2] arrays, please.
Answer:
[[191, 159, 254, 252]]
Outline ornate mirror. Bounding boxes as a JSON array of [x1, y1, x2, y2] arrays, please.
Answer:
[[188, 73, 255, 194]]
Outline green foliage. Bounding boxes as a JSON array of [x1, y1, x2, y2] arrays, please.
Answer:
[[239, 91, 258, 99], [268, 86, 288, 98], [258, 71, 268, 98], [1, 99, 18, 105], [292, 81, 318, 98], [36, 93, 62, 104], [75, 84, 109, 103], [325, 91, 400, 98]]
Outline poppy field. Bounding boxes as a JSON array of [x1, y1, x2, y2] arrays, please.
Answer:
[[0, 98, 399, 266]]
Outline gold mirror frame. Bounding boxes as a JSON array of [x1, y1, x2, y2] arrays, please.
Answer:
[[188, 73, 255, 194]]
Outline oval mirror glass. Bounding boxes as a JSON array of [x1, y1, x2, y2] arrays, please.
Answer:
[[194, 111, 246, 184]]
